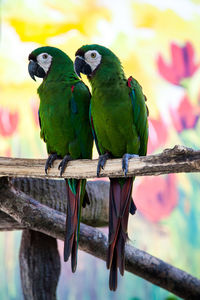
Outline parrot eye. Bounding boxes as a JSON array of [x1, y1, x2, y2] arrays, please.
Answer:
[[91, 52, 96, 58], [42, 54, 48, 59]]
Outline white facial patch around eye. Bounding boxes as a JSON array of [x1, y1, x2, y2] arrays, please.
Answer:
[[84, 50, 102, 72], [37, 53, 53, 73]]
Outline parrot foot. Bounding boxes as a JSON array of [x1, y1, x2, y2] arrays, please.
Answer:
[[45, 153, 59, 174], [122, 153, 139, 176], [82, 190, 90, 208], [97, 153, 111, 177], [58, 155, 72, 177], [130, 198, 137, 215]]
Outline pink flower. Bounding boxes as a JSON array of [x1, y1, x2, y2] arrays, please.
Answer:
[[157, 42, 199, 85], [0, 107, 18, 137], [147, 117, 168, 154], [171, 95, 199, 132], [134, 174, 178, 222]]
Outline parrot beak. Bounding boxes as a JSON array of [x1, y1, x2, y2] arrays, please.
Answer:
[[74, 56, 92, 78], [28, 60, 46, 81]]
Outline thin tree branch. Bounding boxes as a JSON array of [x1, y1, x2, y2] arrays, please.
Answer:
[[0, 178, 109, 230], [0, 145, 200, 179], [0, 177, 199, 299]]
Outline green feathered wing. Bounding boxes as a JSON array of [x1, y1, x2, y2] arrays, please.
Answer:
[[128, 76, 148, 156]]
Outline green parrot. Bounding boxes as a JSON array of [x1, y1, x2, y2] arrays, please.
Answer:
[[74, 44, 149, 291], [28, 46, 93, 272]]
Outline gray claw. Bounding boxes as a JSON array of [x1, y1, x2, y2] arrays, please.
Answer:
[[58, 155, 71, 177], [122, 154, 139, 176], [97, 153, 110, 177], [45, 153, 58, 175]]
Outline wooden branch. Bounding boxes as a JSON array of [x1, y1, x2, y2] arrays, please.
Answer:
[[0, 145, 200, 179], [0, 178, 199, 298], [0, 178, 109, 230]]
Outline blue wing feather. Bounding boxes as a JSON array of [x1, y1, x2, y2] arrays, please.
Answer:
[[71, 95, 78, 114]]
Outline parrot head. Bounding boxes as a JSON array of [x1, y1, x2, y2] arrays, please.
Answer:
[[28, 46, 73, 81], [74, 44, 120, 79]]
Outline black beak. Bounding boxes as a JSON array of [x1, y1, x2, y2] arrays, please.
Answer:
[[74, 56, 92, 78], [28, 60, 46, 81]]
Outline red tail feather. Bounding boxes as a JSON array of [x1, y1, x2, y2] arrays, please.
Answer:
[[64, 179, 81, 273], [107, 178, 133, 291]]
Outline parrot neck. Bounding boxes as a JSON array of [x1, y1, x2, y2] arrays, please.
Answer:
[[43, 61, 79, 85], [89, 62, 126, 91]]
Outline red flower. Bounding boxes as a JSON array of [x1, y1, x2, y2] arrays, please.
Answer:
[[157, 42, 199, 85], [5, 147, 11, 157], [30, 99, 40, 127], [170, 95, 199, 132], [147, 117, 168, 154], [0, 107, 18, 137], [134, 174, 178, 222]]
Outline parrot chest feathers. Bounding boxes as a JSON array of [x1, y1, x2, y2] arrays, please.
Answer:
[[91, 95, 137, 157]]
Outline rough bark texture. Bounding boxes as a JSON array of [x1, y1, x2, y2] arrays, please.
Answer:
[[0, 177, 199, 299], [0, 145, 200, 179], [0, 178, 109, 230], [19, 230, 60, 300], [0, 210, 24, 230]]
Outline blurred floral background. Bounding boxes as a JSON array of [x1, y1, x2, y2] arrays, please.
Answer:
[[1, 0, 200, 299]]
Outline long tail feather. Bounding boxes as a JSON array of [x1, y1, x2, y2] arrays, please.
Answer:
[[107, 177, 133, 291], [109, 247, 118, 291], [64, 179, 81, 272]]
